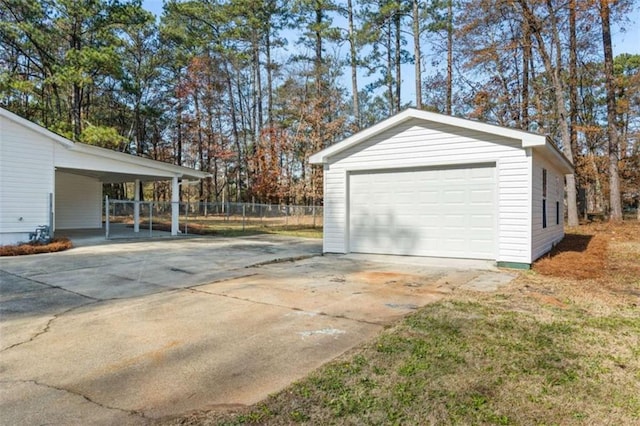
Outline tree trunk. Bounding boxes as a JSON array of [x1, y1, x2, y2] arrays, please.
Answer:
[[569, 0, 579, 215], [266, 24, 274, 127], [224, 61, 241, 201], [72, 83, 82, 139], [386, 21, 393, 114], [347, 0, 360, 126], [252, 31, 263, 139], [412, 0, 422, 109], [315, 6, 323, 95], [519, 0, 579, 226], [446, 0, 453, 115], [394, 12, 401, 113], [176, 73, 183, 166], [521, 18, 530, 128], [599, 0, 622, 221]]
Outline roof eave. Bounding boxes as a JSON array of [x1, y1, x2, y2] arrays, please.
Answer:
[[534, 137, 575, 175], [71, 142, 208, 179], [1, 107, 75, 148], [310, 110, 417, 164]]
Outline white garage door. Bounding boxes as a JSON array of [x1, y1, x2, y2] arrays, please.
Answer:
[[349, 165, 496, 259]]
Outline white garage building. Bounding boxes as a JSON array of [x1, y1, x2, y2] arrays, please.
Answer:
[[310, 109, 574, 268], [0, 107, 207, 246]]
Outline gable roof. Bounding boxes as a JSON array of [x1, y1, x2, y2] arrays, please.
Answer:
[[310, 108, 574, 174], [1, 106, 76, 149], [1, 107, 208, 181]]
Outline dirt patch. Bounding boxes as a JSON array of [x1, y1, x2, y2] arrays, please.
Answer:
[[353, 271, 429, 287], [528, 292, 568, 309], [0, 238, 73, 256]]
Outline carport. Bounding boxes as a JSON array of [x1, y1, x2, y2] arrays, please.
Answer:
[[0, 107, 208, 245], [54, 142, 208, 237]]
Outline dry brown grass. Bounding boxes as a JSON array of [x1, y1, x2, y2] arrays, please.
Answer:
[[531, 221, 640, 310], [534, 233, 607, 280], [133, 220, 323, 239], [0, 238, 73, 256], [534, 221, 640, 281]]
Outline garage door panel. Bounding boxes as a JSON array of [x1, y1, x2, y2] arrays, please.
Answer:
[[349, 165, 495, 260], [471, 189, 493, 203]]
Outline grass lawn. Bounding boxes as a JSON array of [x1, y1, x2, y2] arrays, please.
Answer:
[[135, 218, 323, 239], [167, 221, 640, 426]]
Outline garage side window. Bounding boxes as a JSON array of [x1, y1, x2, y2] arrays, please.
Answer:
[[542, 169, 547, 229]]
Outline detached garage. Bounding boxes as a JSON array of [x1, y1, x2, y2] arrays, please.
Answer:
[[309, 108, 574, 268]]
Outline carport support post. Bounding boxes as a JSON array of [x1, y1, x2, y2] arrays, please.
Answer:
[[133, 179, 140, 233], [171, 176, 179, 236]]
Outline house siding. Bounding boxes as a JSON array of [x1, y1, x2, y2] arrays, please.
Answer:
[[531, 152, 565, 261], [55, 171, 102, 229], [0, 116, 54, 245], [322, 118, 532, 263]]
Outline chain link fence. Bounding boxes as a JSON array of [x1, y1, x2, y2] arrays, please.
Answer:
[[104, 199, 323, 239]]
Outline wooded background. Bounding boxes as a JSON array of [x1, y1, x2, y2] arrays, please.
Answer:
[[1, 0, 638, 222]]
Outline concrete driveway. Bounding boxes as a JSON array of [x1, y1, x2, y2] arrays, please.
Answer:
[[0, 235, 512, 425]]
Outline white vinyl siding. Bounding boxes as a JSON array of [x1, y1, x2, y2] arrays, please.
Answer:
[[55, 171, 102, 229], [531, 153, 565, 261], [322, 118, 532, 263], [0, 117, 54, 245]]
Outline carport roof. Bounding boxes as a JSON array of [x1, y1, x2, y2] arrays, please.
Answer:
[[1, 107, 208, 183], [55, 142, 209, 183], [310, 108, 574, 174]]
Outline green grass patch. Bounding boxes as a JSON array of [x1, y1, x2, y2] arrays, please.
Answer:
[[192, 299, 639, 425]]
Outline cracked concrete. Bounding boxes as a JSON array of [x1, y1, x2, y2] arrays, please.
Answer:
[[0, 379, 147, 425], [0, 235, 514, 425]]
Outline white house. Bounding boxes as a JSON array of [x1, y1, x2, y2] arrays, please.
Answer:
[[309, 108, 574, 269], [0, 107, 208, 246]]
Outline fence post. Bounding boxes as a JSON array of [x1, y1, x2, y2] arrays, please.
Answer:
[[105, 196, 110, 239], [242, 203, 246, 232], [185, 200, 189, 235], [149, 201, 153, 237], [312, 202, 316, 228], [133, 179, 140, 233]]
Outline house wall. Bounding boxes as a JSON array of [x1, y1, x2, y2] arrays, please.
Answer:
[[531, 152, 565, 261], [322, 118, 533, 264], [55, 171, 102, 229], [0, 116, 54, 245]]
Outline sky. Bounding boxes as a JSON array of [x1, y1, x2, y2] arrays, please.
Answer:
[[141, 0, 640, 103], [140, 0, 640, 53]]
